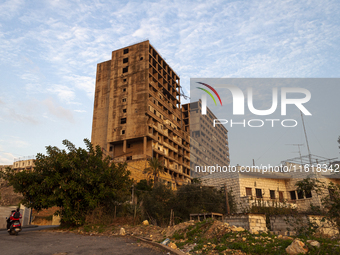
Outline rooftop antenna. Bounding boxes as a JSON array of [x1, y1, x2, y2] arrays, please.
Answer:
[[300, 111, 312, 165], [286, 144, 304, 164]]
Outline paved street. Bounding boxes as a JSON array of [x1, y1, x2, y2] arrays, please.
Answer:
[[0, 229, 166, 255]]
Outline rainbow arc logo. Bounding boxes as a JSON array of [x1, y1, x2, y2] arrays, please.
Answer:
[[197, 82, 222, 114]]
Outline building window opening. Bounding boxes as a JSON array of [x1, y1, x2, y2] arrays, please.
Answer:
[[121, 130, 125, 135], [123, 57, 128, 63], [123, 66, 128, 73], [255, 188, 262, 198], [297, 190, 304, 199], [245, 187, 252, 196], [270, 190, 276, 199], [121, 118, 126, 124], [127, 156, 132, 160], [305, 190, 312, 198], [123, 78, 127, 82], [109, 146, 113, 152], [123, 109, 126, 113], [329, 188, 335, 200], [122, 98, 126, 102], [122, 88, 126, 92], [290, 191, 296, 200], [279, 191, 284, 202], [123, 48, 129, 54], [140, 57, 143, 60]]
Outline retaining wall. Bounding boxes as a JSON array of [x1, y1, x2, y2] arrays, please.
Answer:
[[224, 214, 267, 233]]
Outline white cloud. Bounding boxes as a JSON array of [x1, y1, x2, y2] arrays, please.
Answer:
[[47, 85, 75, 103], [0, 154, 14, 165], [43, 97, 74, 123], [65, 75, 95, 99], [0, 107, 39, 125], [0, 0, 24, 20]]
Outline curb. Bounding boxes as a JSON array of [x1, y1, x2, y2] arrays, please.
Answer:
[[0, 224, 39, 231], [128, 236, 185, 255]]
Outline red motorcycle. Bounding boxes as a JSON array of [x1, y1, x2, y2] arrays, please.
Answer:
[[6, 211, 22, 235]]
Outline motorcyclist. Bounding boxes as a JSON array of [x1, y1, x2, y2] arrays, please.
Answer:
[[7, 208, 22, 231]]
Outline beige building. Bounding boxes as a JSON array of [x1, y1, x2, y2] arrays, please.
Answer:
[[91, 40, 191, 188], [12, 158, 35, 171], [0, 157, 35, 173], [200, 162, 340, 213]]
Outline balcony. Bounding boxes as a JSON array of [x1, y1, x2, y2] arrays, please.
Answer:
[[240, 196, 297, 209]]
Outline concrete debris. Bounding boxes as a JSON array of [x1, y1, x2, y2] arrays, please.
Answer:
[[307, 240, 321, 248], [285, 239, 308, 255], [168, 242, 177, 249], [119, 228, 126, 236]]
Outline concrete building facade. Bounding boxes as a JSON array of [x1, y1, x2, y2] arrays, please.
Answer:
[[184, 100, 230, 177], [91, 40, 191, 187]]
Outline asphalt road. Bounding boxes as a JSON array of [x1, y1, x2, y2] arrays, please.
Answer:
[[0, 228, 166, 255]]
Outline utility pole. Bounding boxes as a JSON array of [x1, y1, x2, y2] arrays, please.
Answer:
[[132, 184, 134, 204], [300, 111, 312, 165], [224, 183, 230, 215]]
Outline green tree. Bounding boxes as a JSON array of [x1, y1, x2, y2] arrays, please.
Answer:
[[143, 157, 165, 184], [2, 139, 132, 226], [142, 182, 175, 226], [296, 178, 340, 233], [173, 184, 236, 222]]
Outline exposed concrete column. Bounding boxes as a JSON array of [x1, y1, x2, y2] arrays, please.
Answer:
[[123, 140, 126, 153], [143, 136, 147, 155]]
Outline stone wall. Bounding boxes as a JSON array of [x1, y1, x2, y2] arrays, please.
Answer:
[[0, 180, 23, 206], [224, 214, 267, 233], [0, 205, 31, 229], [269, 215, 339, 237]]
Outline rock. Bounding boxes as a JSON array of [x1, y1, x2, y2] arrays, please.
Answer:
[[286, 239, 308, 255], [224, 223, 230, 227], [277, 235, 283, 239], [231, 227, 245, 232], [307, 240, 320, 248], [242, 237, 247, 241], [119, 228, 126, 235], [142, 220, 149, 226], [250, 229, 259, 235], [168, 242, 177, 249]]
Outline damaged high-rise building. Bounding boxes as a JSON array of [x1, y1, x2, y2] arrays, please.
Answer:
[[91, 40, 191, 188]]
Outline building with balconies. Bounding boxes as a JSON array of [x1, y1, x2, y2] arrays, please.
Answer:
[[91, 40, 191, 188]]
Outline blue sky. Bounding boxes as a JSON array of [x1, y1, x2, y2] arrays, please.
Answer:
[[1, 0, 340, 164]]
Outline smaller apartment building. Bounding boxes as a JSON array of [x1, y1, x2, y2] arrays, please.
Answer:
[[0, 158, 35, 173], [185, 100, 230, 178], [200, 162, 340, 213]]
